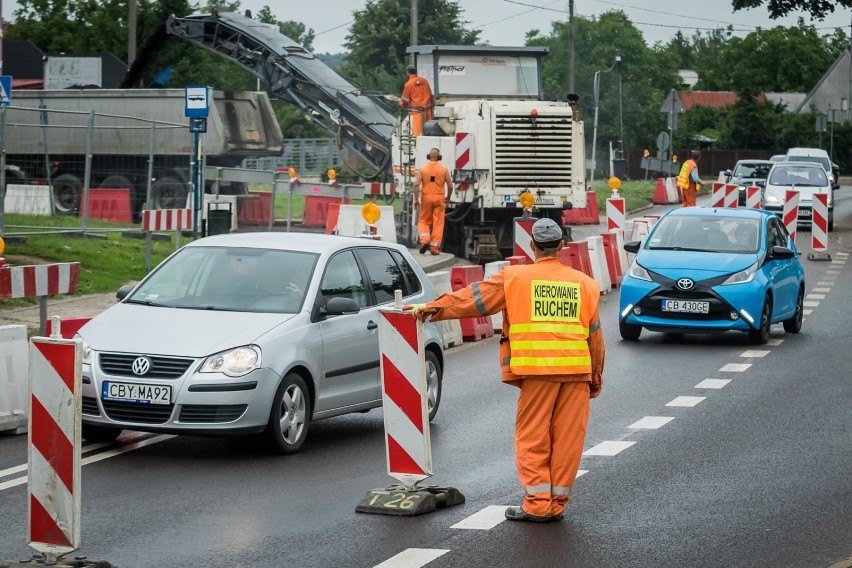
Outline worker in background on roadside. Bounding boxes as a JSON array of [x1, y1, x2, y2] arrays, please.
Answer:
[[414, 148, 453, 255], [404, 218, 605, 523], [676, 150, 703, 207], [400, 64, 433, 137]]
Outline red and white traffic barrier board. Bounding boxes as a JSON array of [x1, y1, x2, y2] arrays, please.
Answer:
[[606, 197, 625, 236], [454, 132, 474, 170], [745, 186, 761, 209], [783, 189, 800, 244], [812, 192, 829, 252], [513, 216, 536, 264], [711, 183, 726, 208], [0, 263, 80, 300], [378, 310, 432, 487], [141, 208, 193, 232], [28, 332, 82, 555], [724, 184, 738, 208]]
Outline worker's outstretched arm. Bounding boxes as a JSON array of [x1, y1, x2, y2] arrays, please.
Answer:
[[588, 309, 605, 399], [406, 270, 507, 321]]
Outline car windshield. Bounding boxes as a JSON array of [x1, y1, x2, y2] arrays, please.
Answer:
[[646, 215, 761, 254], [127, 246, 319, 313], [768, 165, 828, 187], [787, 155, 830, 171], [732, 162, 772, 179]]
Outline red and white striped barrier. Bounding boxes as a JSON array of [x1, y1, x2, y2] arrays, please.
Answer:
[[606, 197, 625, 237], [0, 263, 80, 300], [783, 190, 799, 245], [141, 208, 193, 232], [811, 193, 829, 253], [745, 186, 761, 209], [28, 328, 82, 556], [724, 184, 738, 208], [711, 183, 726, 207], [454, 132, 473, 170], [379, 310, 432, 487], [513, 216, 536, 264]]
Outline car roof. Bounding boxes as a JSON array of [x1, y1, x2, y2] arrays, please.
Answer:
[[773, 161, 825, 169], [735, 159, 773, 165], [663, 207, 772, 220], [183, 231, 408, 254], [787, 147, 829, 157]]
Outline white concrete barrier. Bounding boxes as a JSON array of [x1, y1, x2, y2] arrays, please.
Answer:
[[664, 177, 679, 204], [336, 204, 398, 243], [186, 194, 239, 232], [0, 325, 30, 434], [484, 261, 509, 330], [611, 227, 629, 271], [427, 271, 462, 348], [5, 184, 53, 216], [585, 236, 612, 294]]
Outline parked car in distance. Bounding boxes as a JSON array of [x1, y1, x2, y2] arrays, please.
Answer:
[[77, 233, 446, 454], [786, 147, 838, 189], [724, 159, 773, 205], [762, 161, 834, 230], [618, 207, 805, 345], [770, 154, 787, 163]]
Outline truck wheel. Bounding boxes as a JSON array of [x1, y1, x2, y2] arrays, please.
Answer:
[[151, 176, 188, 209], [99, 175, 134, 191], [53, 173, 83, 213]]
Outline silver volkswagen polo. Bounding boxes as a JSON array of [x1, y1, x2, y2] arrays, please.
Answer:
[[78, 232, 445, 453]]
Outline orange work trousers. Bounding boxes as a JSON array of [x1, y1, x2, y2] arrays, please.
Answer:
[[681, 185, 698, 207], [418, 194, 445, 252], [408, 109, 432, 137], [515, 379, 590, 517]]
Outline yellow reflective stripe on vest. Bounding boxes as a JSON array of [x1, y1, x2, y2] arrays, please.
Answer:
[[509, 323, 589, 335], [510, 356, 592, 367], [510, 340, 588, 351]]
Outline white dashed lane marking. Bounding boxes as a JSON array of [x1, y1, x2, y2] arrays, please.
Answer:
[[695, 379, 731, 389], [628, 416, 675, 429], [807, 294, 826, 300], [666, 396, 706, 407], [804, 301, 820, 308], [812, 288, 831, 293], [830, 261, 846, 265], [374, 549, 450, 568], [740, 350, 769, 358], [583, 441, 637, 456], [767, 339, 784, 346], [837, 252, 849, 257], [803, 309, 814, 315], [816, 282, 833, 287], [720, 363, 751, 372], [450, 506, 511, 530]]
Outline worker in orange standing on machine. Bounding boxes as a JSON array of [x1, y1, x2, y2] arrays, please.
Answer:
[[400, 64, 433, 137], [676, 150, 703, 207], [414, 148, 453, 255], [405, 218, 605, 523]]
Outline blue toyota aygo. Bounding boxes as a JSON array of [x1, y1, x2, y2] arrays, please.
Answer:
[[618, 207, 805, 344]]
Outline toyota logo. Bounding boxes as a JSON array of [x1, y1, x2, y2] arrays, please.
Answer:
[[131, 357, 151, 376], [676, 278, 695, 291]]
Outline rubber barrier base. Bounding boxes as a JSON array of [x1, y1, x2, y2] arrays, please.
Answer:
[[807, 251, 832, 261], [1, 555, 115, 567], [355, 484, 466, 516]]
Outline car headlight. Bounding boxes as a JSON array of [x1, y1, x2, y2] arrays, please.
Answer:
[[763, 192, 781, 205], [75, 335, 92, 364], [722, 261, 759, 285], [628, 262, 652, 282], [200, 346, 261, 377]]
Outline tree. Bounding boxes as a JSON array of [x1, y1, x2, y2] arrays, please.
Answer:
[[732, 0, 852, 19], [340, 0, 480, 94], [256, 5, 316, 51]]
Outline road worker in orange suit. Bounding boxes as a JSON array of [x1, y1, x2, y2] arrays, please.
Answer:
[[414, 148, 453, 255], [405, 218, 604, 523], [676, 150, 703, 207], [400, 65, 433, 137]]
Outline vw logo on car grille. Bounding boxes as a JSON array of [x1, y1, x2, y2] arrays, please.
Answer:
[[676, 278, 695, 291], [131, 357, 152, 376]]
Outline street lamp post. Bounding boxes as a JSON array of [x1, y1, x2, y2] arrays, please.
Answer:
[[590, 52, 621, 184]]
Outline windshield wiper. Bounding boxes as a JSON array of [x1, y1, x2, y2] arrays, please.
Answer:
[[649, 246, 720, 253], [124, 298, 172, 308]]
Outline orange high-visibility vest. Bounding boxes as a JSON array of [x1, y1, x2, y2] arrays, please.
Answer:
[[676, 159, 697, 190], [420, 161, 449, 196], [502, 261, 597, 376]]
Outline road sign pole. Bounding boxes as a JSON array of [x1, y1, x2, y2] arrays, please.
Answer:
[[0, 105, 6, 235]]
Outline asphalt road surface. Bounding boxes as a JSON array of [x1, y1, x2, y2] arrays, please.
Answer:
[[1, 191, 851, 568]]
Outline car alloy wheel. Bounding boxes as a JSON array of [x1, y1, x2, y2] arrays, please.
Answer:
[[783, 288, 804, 334], [264, 373, 310, 454], [425, 350, 442, 421], [749, 296, 772, 345]]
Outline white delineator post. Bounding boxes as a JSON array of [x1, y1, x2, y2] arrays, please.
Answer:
[[808, 192, 831, 261], [745, 186, 761, 209], [606, 197, 625, 240], [783, 190, 800, 245], [28, 316, 82, 559]]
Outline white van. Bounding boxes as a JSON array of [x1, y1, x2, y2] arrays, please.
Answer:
[[786, 147, 838, 189]]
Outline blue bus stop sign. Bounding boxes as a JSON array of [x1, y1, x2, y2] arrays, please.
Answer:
[[0, 76, 12, 106], [184, 86, 209, 118]]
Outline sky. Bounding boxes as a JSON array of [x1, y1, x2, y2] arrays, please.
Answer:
[[2, 0, 851, 54]]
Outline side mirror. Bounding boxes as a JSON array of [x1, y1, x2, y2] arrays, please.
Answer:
[[769, 246, 795, 260], [624, 240, 641, 254], [724, 169, 733, 178], [116, 284, 135, 301], [323, 297, 361, 316], [755, 180, 766, 188]]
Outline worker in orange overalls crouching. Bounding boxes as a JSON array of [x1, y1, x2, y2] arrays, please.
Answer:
[[676, 150, 703, 207], [414, 148, 453, 255], [400, 65, 433, 137], [405, 218, 605, 523]]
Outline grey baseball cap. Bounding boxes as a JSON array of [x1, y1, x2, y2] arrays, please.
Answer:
[[532, 217, 563, 242]]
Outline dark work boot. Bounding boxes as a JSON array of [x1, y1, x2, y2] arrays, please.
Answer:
[[504, 506, 554, 523]]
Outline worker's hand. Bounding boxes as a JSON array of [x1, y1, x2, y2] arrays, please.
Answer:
[[590, 373, 603, 399], [403, 303, 438, 320]]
